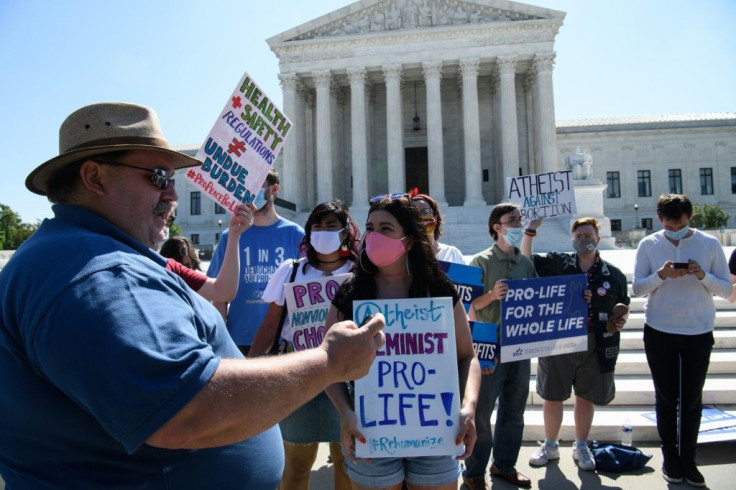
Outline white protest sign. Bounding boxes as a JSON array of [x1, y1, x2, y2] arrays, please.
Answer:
[[185, 72, 292, 212], [505, 169, 577, 220], [284, 273, 350, 351], [353, 297, 461, 458], [500, 275, 588, 362]]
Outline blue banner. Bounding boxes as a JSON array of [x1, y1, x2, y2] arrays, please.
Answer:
[[439, 260, 484, 313], [500, 274, 588, 362], [469, 321, 499, 371]]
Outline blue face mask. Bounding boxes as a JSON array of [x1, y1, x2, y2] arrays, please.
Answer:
[[253, 187, 268, 210], [664, 226, 690, 240], [503, 227, 524, 248]]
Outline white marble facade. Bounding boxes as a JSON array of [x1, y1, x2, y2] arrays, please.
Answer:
[[267, 0, 565, 212]]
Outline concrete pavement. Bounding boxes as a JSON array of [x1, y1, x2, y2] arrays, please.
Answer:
[[309, 440, 736, 489]]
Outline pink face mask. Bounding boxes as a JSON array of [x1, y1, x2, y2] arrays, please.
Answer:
[[364, 231, 407, 268]]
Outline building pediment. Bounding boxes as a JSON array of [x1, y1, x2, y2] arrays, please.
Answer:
[[268, 0, 564, 45]]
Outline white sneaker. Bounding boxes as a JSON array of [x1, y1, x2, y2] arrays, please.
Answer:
[[572, 443, 596, 471], [529, 442, 560, 466]]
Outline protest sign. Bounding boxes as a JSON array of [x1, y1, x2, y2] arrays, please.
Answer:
[[506, 169, 577, 220], [500, 274, 588, 362], [643, 407, 736, 443], [185, 72, 292, 212], [353, 297, 461, 458], [438, 260, 484, 313], [284, 273, 350, 351], [469, 321, 499, 371]]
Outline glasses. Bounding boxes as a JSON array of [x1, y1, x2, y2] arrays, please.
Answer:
[[97, 160, 175, 190], [500, 217, 524, 227], [369, 193, 408, 204]]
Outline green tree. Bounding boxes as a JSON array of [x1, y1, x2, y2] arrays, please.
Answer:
[[0, 204, 38, 249], [691, 203, 730, 230], [169, 223, 183, 237]]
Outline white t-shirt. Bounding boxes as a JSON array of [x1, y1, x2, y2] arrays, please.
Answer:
[[261, 257, 354, 342], [436, 242, 466, 264]]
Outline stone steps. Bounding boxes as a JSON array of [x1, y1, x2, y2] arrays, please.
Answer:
[[528, 350, 736, 377], [516, 405, 736, 443]]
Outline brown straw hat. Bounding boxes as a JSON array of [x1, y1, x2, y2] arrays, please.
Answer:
[[26, 102, 201, 196]]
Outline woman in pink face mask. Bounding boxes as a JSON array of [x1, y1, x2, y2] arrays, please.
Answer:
[[324, 195, 481, 490]]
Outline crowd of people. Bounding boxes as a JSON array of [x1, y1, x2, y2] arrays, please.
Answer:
[[0, 101, 734, 489]]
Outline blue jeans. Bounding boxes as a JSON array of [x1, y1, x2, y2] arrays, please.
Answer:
[[463, 359, 530, 477]]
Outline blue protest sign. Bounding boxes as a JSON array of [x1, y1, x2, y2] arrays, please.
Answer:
[[469, 321, 499, 371], [439, 260, 484, 313], [500, 275, 588, 362]]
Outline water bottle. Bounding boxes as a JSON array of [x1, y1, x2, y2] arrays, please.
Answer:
[[621, 417, 633, 446]]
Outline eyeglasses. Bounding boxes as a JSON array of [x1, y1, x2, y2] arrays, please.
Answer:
[[500, 217, 524, 227], [369, 193, 409, 204], [97, 160, 175, 190]]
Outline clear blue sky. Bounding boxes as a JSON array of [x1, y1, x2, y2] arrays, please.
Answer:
[[1, 0, 734, 224]]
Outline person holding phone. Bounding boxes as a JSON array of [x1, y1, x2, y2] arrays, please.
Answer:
[[633, 194, 732, 487]]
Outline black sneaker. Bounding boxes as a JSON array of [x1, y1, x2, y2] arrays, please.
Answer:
[[684, 465, 705, 488], [662, 464, 684, 484]]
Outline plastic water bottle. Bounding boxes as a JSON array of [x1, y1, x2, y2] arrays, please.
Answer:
[[621, 418, 633, 446]]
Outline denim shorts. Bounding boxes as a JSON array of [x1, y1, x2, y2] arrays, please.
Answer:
[[343, 452, 460, 488]]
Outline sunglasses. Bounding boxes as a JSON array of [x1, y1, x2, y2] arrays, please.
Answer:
[[369, 192, 409, 204], [97, 160, 175, 190]]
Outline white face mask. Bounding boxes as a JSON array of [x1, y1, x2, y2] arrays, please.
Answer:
[[310, 229, 344, 255], [253, 187, 269, 210]]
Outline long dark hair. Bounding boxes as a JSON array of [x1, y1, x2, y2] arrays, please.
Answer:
[[160, 236, 201, 271], [333, 195, 457, 319], [299, 200, 361, 268]]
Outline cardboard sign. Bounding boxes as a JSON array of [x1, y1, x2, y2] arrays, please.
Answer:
[[500, 275, 588, 362], [438, 260, 484, 313], [284, 273, 350, 351], [186, 72, 292, 212], [469, 321, 499, 371], [353, 297, 461, 458], [506, 170, 577, 220]]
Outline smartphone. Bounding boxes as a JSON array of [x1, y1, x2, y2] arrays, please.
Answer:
[[672, 262, 689, 269]]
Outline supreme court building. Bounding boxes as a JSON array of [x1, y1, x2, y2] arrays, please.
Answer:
[[174, 0, 736, 254], [268, 0, 563, 212]]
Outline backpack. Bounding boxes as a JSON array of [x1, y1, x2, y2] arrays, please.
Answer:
[[588, 441, 653, 472]]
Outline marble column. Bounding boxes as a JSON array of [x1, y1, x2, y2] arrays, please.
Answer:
[[293, 81, 307, 211], [347, 67, 369, 208], [524, 71, 537, 176], [331, 85, 344, 201], [534, 53, 558, 173], [422, 61, 447, 206], [383, 64, 405, 193], [300, 88, 315, 208], [278, 73, 298, 208], [460, 58, 486, 206], [497, 56, 519, 200], [313, 70, 333, 203]]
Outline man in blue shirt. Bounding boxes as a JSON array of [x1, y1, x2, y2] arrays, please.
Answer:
[[208, 168, 304, 356], [0, 102, 385, 489]]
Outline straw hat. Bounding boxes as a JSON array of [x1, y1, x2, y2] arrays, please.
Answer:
[[26, 102, 201, 195]]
